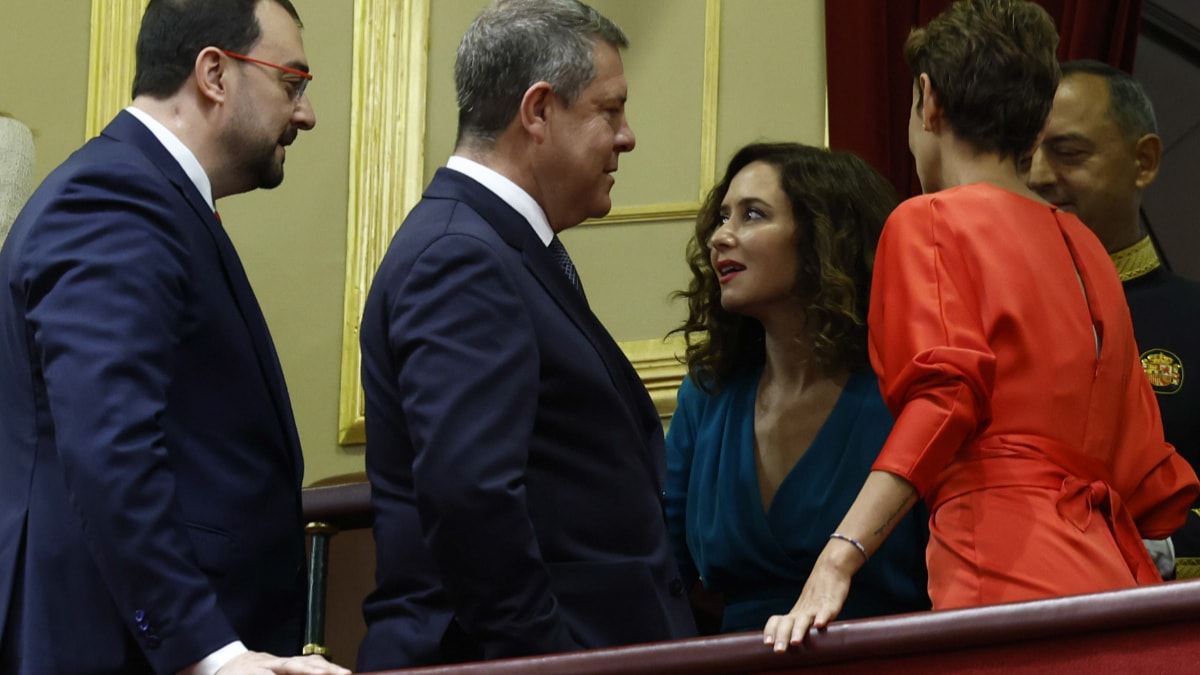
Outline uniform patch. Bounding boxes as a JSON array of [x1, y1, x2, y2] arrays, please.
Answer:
[[1141, 348, 1184, 395]]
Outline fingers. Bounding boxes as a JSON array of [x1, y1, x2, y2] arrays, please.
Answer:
[[814, 605, 838, 629], [788, 615, 807, 648], [765, 603, 844, 653], [763, 614, 785, 649], [219, 652, 351, 675], [265, 655, 353, 675], [763, 612, 814, 653]]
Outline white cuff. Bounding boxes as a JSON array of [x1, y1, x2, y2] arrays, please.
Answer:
[[178, 641, 248, 675], [1143, 537, 1176, 580]]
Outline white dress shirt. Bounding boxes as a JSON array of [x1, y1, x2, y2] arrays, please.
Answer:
[[446, 155, 554, 246]]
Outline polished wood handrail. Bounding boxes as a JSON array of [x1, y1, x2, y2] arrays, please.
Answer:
[[358, 580, 1200, 674], [299, 479, 1200, 673], [303, 478, 373, 531]]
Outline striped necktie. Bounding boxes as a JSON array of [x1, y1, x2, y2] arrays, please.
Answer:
[[547, 236, 586, 300]]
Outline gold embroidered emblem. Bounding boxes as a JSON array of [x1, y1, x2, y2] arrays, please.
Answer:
[[1141, 349, 1184, 395]]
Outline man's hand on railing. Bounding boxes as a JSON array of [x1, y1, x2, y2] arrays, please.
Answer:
[[214, 651, 352, 675]]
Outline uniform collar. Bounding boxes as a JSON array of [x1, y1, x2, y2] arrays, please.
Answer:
[[1110, 235, 1161, 282]]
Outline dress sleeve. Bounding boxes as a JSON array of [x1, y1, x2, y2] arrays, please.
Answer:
[[665, 376, 701, 588], [868, 197, 998, 496]]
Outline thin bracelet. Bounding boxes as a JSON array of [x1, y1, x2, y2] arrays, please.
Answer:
[[829, 533, 868, 561]]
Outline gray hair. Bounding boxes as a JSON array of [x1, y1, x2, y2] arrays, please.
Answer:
[[454, 0, 628, 147], [1061, 60, 1158, 139]]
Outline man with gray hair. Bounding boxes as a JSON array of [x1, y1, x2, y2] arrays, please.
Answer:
[[356, 0, 697, 669], [1024, 59, 1200, 572]]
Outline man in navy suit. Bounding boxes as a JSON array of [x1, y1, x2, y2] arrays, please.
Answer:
[[0, 2, 348, 674], [356, 0, 698, 669]]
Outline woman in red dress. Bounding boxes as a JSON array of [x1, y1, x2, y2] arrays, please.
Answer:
[[765, 0, 1199, 650]]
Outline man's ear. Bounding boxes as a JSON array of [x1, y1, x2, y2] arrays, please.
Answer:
[[194, 47, 228, 104], [920, 73, 942, 132], [519, 81, 555, 143], [1133, 133, 1162, 190]]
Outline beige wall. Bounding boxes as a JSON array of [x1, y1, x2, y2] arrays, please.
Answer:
[[0, 0, 827, 485], [0, 0, 90, 180]]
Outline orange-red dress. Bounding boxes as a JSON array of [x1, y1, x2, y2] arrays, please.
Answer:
[[869, 183, 1200, 609]]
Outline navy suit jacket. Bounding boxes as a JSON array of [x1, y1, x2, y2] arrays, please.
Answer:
[[357, 169, 696, 670], [0, 112, 306, 674]]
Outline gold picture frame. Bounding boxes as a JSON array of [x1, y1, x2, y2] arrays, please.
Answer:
[[85, 0, 143, 140], [336, 0, 430, 444]]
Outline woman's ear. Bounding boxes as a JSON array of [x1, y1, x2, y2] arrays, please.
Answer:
[[919, 73, 941, 132]]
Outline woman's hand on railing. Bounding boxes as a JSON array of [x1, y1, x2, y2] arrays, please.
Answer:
[[762, 541, 857, 652]]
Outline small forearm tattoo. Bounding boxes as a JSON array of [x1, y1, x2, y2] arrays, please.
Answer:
[[873, 487, 918, 537]]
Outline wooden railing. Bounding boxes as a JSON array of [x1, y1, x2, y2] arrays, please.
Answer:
[[304, 479, 1200, 673], [302, 476, 372, 656]]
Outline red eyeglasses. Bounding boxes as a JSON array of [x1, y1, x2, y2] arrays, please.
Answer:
[[220, 49, 312, 101]]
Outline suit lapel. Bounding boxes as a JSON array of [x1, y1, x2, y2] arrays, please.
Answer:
[[426, 169, 663, 458], [102, 113, 304, 481], [196, 219, 305, 482]]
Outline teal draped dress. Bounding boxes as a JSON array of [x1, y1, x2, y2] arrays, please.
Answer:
[[665, 367, 930, 632]]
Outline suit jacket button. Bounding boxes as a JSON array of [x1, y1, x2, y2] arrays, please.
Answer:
[[669, 578, 685, 597], [133, 610, 145, 622], [146, 635, 161, 648]]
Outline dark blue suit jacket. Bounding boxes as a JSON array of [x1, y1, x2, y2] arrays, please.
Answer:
[[357, 169, 696, 670], [0, 112, 306, 674]]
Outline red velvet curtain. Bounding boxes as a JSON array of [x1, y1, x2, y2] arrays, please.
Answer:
[[825, 0, 1146, 198]]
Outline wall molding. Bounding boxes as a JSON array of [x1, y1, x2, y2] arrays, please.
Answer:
[[580, 201, 701, 228], [337, 0, 431, 445], [698, 0, 721, 197], [86, 0, 143, 140], [578, 0, 721, 228], [620, 335, 687, 421]]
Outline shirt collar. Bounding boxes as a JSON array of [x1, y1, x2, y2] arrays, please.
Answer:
[[446, 155, 553, 246], [124, 106, 216, 213]]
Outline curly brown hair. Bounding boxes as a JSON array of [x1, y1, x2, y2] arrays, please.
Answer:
[[905, 0, 1060, 161], [672, 143, 897, 393]]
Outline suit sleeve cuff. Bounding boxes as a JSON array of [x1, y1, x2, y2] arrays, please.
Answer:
[[177, 641, 247, 675]]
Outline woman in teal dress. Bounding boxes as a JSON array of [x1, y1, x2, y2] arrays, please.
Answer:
[[666, 142, 929, 633]]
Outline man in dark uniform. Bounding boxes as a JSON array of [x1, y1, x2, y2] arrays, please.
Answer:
[[1025, 59, 1200, 570]]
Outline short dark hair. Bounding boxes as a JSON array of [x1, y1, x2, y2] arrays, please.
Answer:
[[904, 0, 1060, 161], [672, 143, 898, 393], [132, 0, 302, 99], [454, 0, 627, 148], [1061, 59, 1158, 139]]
